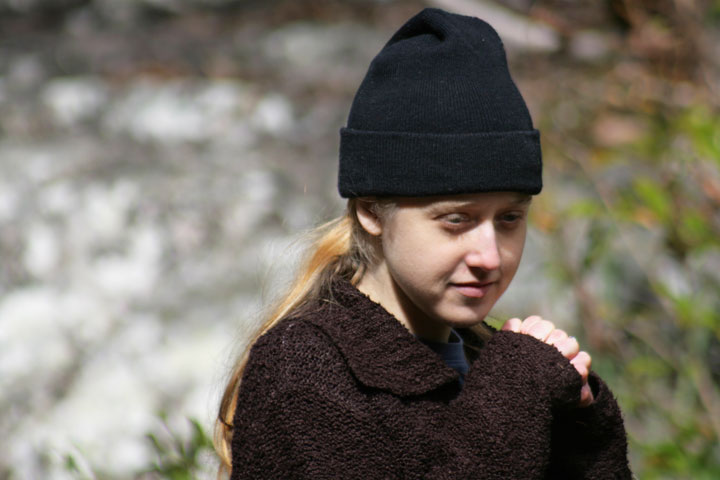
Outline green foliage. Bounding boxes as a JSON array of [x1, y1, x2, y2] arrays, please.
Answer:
[[543, 93, 720, 477], [144, 414, 215, 480], [60, 414, 215, 479], [62, 452, 94, 479], [679, 107, 720, 164]]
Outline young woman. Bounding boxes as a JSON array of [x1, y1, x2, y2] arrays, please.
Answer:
[[215, 7, 631, 479]]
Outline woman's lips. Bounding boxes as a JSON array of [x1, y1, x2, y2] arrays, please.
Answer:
[[451, 282, 496, 298]]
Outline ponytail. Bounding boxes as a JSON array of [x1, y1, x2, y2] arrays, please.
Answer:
[[214, 199, 376, 477]]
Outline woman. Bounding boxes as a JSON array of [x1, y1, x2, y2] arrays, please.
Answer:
[[215, 7, 631, 479]]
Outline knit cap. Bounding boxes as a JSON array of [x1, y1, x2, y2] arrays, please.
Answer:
[[338, 7, 542, 198]]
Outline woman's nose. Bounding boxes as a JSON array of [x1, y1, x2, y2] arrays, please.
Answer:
[[464, 224, 501, 271]]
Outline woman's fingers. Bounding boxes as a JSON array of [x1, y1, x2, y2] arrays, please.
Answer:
[[546, 328, 568, 346], [518, 316, 555, 341], [567, 349, 594, 407], [518, 315, 542, 334], [506, 315, 596, 408], [501, 317, 522, 332], [514, 317, 581, 361], [526, 320, 555, 341], [570, 351, 592, 381], [555, 336, 579, 360], [578, 381, 595, 408]]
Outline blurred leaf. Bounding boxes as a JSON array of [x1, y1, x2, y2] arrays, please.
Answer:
[[680, 107, 720, 165], [633, 177, 672, 224], [144, 415, 213, 480], [626, 355, 671, 378], [567, 198, 604, 218], [653, 284, 718, 330], [678, 209, 715, 250], [580, 220, 610, 272]]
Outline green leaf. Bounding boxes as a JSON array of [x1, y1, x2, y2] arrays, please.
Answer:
[[633, 177, 672, 224]]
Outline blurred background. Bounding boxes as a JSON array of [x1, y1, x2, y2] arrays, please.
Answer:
[[0, 0, 718, 478]]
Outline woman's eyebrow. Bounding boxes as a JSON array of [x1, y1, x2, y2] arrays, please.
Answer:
[[423, 195, 532, 213], [425, 200, 468, 211], [512, 195, 533, 205]]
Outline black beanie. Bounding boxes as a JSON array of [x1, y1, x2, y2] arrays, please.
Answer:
[[338, 7, 542, 198]]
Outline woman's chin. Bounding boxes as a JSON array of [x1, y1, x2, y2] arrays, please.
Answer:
[[437, 308, 492, 329]]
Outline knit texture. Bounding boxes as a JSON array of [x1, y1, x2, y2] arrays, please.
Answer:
[[230, 280, 631, 479], [338, 7, 542, 198]]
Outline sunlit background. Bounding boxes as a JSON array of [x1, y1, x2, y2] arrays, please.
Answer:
[[1, 0, 719, 478]]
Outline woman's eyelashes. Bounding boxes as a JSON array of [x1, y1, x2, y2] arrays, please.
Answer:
[[441, 212, 471, 226], [436, 212, 478, 233], [497, 211, 527, 229], [437, 210, 527, 231]]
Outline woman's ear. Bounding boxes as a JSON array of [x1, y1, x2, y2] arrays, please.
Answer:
[[355, 200, 383, 236]]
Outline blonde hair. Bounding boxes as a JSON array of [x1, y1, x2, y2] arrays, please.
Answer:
[[213, 197, 491, 477], [214, 198, 387, 476]]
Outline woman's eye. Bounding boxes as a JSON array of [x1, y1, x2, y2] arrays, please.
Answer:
[[498, 212, 525, 225], [442, 213, 470, 225]]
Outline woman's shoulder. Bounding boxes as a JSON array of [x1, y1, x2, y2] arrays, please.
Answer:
[[243, 310, 349, 386], [251, 313, 334, 359]]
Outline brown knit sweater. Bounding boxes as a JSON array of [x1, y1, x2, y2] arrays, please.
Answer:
[[230, 279, 631, 479]]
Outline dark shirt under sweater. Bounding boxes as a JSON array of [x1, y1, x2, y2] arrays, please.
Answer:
[[418, 329, 469, 385], [230, 279, 631, 479]]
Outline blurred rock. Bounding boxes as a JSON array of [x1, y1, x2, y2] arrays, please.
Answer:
[[103, 79, 255, 145], [42, 77, 108, 127], [569, 30, 612, 61], [431, 0, 560, 52], [592, 113, 647, 147]]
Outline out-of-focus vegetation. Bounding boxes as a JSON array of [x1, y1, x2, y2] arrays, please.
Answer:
[[524, 2, 720, 477], [0, 0, 718, 479], [143, 415, 214, 480], [542, 103, 720, 477]]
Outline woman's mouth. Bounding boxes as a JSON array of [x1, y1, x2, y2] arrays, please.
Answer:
[[451, 281, 496, 298]]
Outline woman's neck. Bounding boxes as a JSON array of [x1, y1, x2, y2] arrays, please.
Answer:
[[356, 264, 452, 343]]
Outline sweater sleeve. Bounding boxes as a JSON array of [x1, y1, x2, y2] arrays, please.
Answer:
[[229, 319, 399, 480], [229, 322, 305, 479], [547, 372, 632, 479], [454, 331, 631, 479]]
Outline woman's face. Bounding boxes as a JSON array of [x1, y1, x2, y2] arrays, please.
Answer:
[[357, 192, 530, 340]]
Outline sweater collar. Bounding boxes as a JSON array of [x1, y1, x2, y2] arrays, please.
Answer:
[[305, 279, 480, 396]]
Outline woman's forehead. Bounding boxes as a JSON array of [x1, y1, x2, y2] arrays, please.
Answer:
[[396, 192, 532, 209]]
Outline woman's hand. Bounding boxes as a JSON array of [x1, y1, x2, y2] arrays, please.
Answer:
[[502, 316, 594, 407]]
